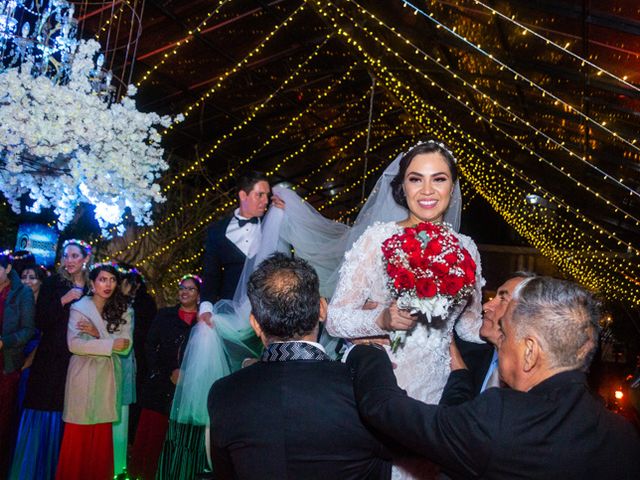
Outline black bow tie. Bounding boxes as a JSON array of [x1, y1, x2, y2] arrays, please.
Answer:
[[236, 216, 259, 227]]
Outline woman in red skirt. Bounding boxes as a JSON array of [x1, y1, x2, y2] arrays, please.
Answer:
[[55, 263, 131, 480]]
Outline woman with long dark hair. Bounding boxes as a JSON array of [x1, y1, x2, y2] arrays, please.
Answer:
[[10, 240, 91, 480], [55, 263, 131, 480], [325, 141, 483, 479]]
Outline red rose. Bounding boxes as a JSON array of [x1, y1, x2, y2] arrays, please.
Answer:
[[461, 250, 477, 283], [419, 256, 432, 270], [401, 236, 421, 256], [415, 222, 430, 233], [386, 263, 398, 277], [464, 266, 476, 284], [431, 261, 449, 276], [418, 222, 439, 234], [394, 269, 415, 290], [416, 277, 437, 298], [425, 239, 442, 256], [408, 251, 423, 269], [442, 275, 465, 295], [444, 252, 458, 265]]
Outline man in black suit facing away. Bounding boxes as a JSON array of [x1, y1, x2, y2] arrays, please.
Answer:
[[208, 253, 392, 480], [199, 171, 284, 322], [348, 277, 640, 479]]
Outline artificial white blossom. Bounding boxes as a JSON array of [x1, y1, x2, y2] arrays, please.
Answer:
[[0, 39, 174, 235]]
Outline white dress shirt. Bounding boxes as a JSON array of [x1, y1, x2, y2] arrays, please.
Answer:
[[480, 349, 500, 392], [225, 208, 261, 257]]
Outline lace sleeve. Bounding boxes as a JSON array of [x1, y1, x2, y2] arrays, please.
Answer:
[[454, 234, 485, 343], [326, 225, 389, 339]]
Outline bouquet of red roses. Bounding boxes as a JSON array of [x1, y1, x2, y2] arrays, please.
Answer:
[[381, 221, 477, 352]]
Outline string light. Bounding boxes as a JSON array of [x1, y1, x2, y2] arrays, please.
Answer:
[[131, 87, 387, 264], [166, 248, 204, 274], [94, 1, 128, 41], [312, 3, 639, 303], [399, 0, 640, 156], [103, 1, 639, 306], [297, 119, 412, 195], [160, 2, 309, 138], [336, 0, 640, 214], [470, 0, 640, 93], [127, 89, 378, 265], [318, 141, 412, 211], [317, 0, 640, 250], [163, 32, 332, 192], [135, 0, 232, 87]]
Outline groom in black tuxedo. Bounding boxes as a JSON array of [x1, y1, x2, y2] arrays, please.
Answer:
[[208, 253, 392, 479], [201, 171, 271, 304], [199, 172, 286, 323]]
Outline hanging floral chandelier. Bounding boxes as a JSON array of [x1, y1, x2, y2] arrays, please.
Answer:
[[0, 1, 178, 236]]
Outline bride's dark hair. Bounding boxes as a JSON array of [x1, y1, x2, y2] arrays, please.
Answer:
[[89, 264, 128, 333], [390, 141, 458, 209]]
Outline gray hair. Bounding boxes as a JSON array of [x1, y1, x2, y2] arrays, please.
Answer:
[[510, 277, 601, 371]]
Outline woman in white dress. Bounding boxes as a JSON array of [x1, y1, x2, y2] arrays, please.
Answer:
[[324, 141, 484, 479]]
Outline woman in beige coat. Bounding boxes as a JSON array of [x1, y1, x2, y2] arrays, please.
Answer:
[[55, 263, 131, 480]]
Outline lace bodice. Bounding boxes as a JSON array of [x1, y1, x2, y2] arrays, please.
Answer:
[[327, 221, 485, 404]]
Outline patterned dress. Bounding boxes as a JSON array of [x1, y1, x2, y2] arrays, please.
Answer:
[[327, 221, 485, 479]]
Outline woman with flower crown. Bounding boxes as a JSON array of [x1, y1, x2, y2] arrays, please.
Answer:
[[55, 262, 131, 480], [10, 239, 92, 480]]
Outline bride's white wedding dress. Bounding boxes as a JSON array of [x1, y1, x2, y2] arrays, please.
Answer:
[[326, 221, 484, 479]]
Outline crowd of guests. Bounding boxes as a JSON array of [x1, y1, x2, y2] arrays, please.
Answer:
[[0, 242, 205, 480], [1, 140, 639, 480]]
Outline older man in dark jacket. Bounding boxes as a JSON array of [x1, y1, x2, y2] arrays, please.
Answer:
[[348, 277, 640, 479]]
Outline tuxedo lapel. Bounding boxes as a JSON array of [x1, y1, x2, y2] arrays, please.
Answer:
[[261, 342, 331, 362], [217, 216, 248, 260]]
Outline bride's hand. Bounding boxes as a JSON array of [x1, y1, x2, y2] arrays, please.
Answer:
[[376, 301, 417, 331]]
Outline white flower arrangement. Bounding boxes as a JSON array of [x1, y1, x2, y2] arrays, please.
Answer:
[[0, 39, 183, 235]]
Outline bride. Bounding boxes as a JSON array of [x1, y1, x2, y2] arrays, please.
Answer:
[[279, 140, 484, 479], [326, 140, 483, 404]]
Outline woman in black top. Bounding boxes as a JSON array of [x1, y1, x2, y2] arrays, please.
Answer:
[[129, 275, 200, 480]]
